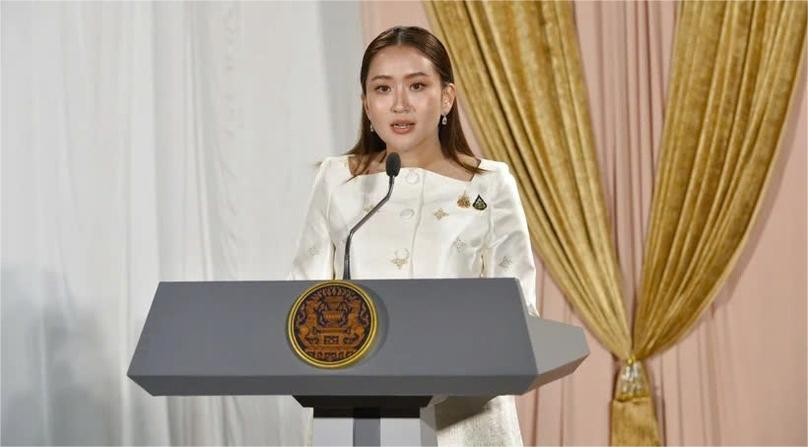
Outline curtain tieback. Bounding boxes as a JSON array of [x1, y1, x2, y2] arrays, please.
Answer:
[[616, 356, 649, 400], [610, 356, 661, 446]]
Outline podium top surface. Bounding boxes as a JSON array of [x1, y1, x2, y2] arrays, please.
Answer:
[[128, 278, 587, 396]]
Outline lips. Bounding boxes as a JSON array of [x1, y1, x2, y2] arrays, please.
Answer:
[[390, 121, 415, 135], [390, 120, 415, 129], [390, 120, 415, 135]]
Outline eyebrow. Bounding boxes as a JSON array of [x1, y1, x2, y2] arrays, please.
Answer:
[[369, 72, 429, 82]]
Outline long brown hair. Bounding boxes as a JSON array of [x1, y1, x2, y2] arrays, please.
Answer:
[[345, 26, 484, 180]]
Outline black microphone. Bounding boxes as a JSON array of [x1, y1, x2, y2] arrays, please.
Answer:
[[343, 152, 401, 280]]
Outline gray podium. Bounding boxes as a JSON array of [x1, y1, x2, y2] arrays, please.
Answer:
[[128, 278, 588, 446]]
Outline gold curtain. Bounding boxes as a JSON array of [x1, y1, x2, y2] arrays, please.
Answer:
[[635, 0, 806, 358], [621, 2, 807, 444], [426, 0, 806, 446]]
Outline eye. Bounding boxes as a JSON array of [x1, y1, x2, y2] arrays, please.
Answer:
[[411, 82, 426, 91], [374, 85, 390, 93]]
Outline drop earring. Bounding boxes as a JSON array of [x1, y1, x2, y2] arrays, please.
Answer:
[[370, 123, 374, 133], [441, 114, 447, 125]]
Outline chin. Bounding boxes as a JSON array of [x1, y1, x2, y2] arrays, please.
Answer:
[[387, 144, 416, 153], [382, 134, 428, 153]]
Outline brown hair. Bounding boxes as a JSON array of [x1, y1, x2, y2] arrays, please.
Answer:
[[345, 26, 484, 180]]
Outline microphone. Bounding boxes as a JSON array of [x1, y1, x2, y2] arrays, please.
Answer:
[[342, 152, 401, 280]]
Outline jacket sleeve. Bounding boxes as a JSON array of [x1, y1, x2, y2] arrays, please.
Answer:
[[286, 158, 335, 280], [481, 167, 540, 317]]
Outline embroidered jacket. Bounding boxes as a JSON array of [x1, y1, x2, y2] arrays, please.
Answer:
[[288, 154, 540, 446]]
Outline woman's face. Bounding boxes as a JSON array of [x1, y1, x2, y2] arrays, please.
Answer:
[[363, 45, 455, 155]]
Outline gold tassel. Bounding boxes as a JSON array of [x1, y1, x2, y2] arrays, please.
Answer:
[[610, 358, 661, 446]]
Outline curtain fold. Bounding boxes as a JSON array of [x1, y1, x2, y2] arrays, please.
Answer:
[[624, 2, 806, 443], [609, 5, 807, 444], [1, 2, 363, 444], [634, 0, 807, 359]]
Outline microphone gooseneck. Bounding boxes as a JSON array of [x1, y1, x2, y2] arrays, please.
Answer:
[[343, 152, 401, 280]]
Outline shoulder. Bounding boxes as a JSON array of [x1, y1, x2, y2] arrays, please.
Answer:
[[318, 154, 351, 171], [478, 158, 511, 176], [477, 159, 522, 207], [477, 158, 516, 188], [314, 155, 352, 182]]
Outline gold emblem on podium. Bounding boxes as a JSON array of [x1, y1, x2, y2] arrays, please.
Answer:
[[287, 280, 377, 368]]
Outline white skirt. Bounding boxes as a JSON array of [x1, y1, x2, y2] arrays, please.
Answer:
[[435, 395, 524, 446]]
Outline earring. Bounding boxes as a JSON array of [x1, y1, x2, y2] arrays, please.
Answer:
[[441, 114, 448, 125], [370, 123, 374, 133]]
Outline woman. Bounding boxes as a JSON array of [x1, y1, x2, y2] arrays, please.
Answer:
[[289, 26, 539, 446]]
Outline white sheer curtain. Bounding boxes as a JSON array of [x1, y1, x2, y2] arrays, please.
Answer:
[[1, 1, 363, 444]]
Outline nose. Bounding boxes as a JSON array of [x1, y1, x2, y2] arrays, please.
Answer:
[[392, 86, 411, 113]]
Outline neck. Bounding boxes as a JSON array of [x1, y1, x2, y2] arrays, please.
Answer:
[[386, 137, 444, 169]]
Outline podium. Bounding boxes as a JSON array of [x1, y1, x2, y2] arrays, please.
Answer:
[[128, 278, 588, 446]]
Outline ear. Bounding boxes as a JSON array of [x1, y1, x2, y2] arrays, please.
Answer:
[[441, 83, 456, 115]]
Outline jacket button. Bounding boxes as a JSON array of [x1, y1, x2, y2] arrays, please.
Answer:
[[400, 208, 415, 219]]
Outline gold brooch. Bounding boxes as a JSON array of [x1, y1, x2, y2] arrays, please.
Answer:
[[457, 192, 471, 208]]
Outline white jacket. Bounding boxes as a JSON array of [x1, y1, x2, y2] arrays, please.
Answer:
[[288, 154, 538, 446]]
